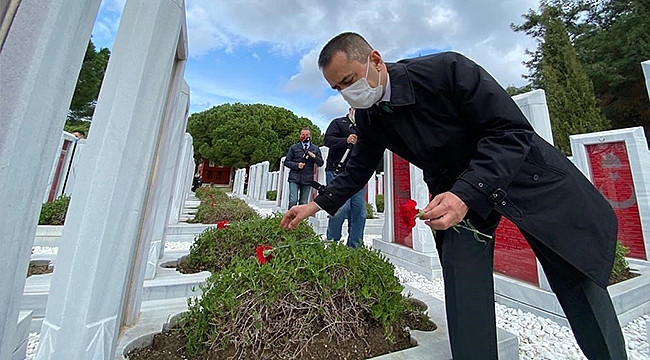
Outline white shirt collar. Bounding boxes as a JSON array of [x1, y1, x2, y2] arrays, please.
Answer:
[[380, 70, 391, 103]]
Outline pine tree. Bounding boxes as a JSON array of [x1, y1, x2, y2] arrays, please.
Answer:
[[517, 4, 610, 154], [68, 40, 110, 121]]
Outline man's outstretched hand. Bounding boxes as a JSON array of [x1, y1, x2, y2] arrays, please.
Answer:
[[419, 192, 469, 230], [280, 202, 320, 229]]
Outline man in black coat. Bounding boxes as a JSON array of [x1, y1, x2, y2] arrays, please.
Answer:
[[324, 108, 367, 248], [281, 32, 626, 359], [284, 127, 324, 209]]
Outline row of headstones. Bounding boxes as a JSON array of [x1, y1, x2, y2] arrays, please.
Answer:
[[0, 0, 192, 359], [234, 149, 385, 213]]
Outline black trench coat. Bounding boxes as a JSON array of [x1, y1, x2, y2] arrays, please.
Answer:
[[314, 52, 617, 288]]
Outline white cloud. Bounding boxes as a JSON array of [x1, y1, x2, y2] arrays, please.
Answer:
[[94, 0, 541, 126], [318, 95, 350, 123], [281, 49, 328, 96], [182, 0, 540, 125]]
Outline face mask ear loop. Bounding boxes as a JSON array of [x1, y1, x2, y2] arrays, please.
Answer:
[[366, 54, 381, 90], [364, 55, 371, 79]]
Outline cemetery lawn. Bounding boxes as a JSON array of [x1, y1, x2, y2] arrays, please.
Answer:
[[128, 212, 436, 359], [127, 313, 435, 360]]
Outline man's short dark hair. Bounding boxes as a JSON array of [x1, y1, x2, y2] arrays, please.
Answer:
[[301, 127, 311, 132], [318, 32, 373, 69]]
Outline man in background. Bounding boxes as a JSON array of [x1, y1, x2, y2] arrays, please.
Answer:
[[284, 127, 323, 209], [324, 108, 366, 248]]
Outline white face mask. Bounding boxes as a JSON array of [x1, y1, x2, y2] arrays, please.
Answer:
[[339, 57, 383, 109]]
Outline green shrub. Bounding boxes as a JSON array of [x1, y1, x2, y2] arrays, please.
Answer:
[[376, 194, 384, 213], [38, 195, 70, 225], [266, 190, 277, 201], [180, 235, 419, 358], [190, 197, 259, 224], [366, 202, 375, 219], [610, 240, 631, 282], [181, 215, 317, 274], [194, 186, 228, 201]]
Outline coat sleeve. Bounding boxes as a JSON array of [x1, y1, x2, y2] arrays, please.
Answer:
[[324, 119, 348, 149], [284, 145, 301, 170], [314, 134, 384, 215], [445, 53, 536, 219], [313, 146, 324, 167]]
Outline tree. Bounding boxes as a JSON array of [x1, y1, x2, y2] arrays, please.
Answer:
[[187, 103, 324, 170], [513, 0, 649, 144], [513, 3, 610, 154], [67, 40, 110, 121], [574, 0, 650, 141], [506, 84, 534, 96]]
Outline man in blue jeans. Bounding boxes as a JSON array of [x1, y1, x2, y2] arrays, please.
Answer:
[[324, 108, 366, 248], [285, 127, 324, 209]]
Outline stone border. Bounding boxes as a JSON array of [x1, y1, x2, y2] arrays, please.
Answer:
[[33, 225, 63, 247], [494, 260, 650, 327]]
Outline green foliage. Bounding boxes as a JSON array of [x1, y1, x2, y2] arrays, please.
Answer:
[[366, 202, 375, 219], [186, 103, 324, 170], [68, 40, 110, 121], [610, 240, 631, 281], [194, 186, 228, 201], [512, 0, 649, 145], [180, 226, 416, 358], [266, 190, 277, 201], [514, 4, 610, 154], [63, 120, 91, 137], [574, 0, 650, 140], [182, 215, 318, 274], [38, 195, 70, 225], [190, 190, 259, 224], [376, 194, 385, 213], [506, 84, 534, 96]]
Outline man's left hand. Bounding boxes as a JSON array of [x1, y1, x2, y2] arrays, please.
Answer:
[[419, 192, 469, 230], [307, 151, 316, 158]]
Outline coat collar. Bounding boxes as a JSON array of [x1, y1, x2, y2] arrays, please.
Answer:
[[386, 62, 415, 107]]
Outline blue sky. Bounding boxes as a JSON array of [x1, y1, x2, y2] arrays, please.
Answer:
[[91, 0, 540, 131]]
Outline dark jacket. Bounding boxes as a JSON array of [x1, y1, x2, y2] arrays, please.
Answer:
[[314, 52, 617, 288], [324, 114, 358, 171], [284, 142, 324, 185]]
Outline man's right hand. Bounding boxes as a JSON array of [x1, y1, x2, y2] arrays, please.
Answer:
[[347, 134, 357, 145], [298, 162, 305, 169], [281, 202, 320, 229]]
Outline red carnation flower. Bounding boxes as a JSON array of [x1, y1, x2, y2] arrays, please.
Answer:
[[217, 220, 229, 229], [399, 199, 421, 228], [256, 244, 274, 264], [209, 193, 214, 199], [210, 202, 216, 206]]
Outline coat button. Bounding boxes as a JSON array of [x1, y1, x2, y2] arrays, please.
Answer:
[[478, 182, 484, 187], [532, 174, 539, 181], [501, 201, 506, 206]]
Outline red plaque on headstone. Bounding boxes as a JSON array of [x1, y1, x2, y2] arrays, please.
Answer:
[[586, 142, 646, 259], [494, 218, 539, 285], [392, 154, 413, 248]]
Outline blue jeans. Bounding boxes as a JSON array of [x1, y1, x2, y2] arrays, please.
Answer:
[[326, 170, 367, 248], [288, 182, 311, 209]]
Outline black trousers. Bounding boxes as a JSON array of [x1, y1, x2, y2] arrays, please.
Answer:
[[435, 214, 627, 360]]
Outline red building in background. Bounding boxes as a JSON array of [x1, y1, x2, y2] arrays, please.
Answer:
[[198, 159, 232, 185]]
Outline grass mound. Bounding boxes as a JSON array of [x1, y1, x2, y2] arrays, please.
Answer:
[[179, 230, 428, 359]]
